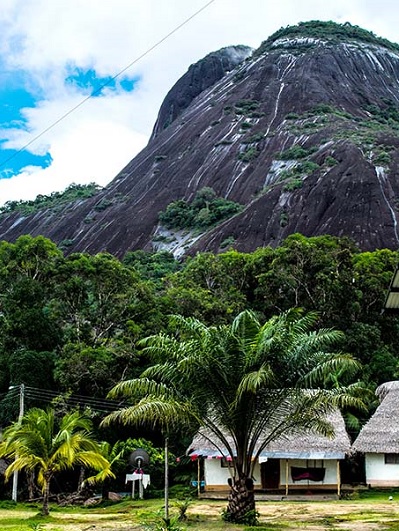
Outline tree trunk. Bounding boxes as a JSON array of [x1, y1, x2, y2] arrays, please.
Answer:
[[26, 470, 36, 500], [226, 476, 256, 523], [42, 476, 51, 516], [77, 466, 85, 493]]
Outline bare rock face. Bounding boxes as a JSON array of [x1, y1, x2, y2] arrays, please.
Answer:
[[1, 21, 399, 256], [150, 45, 253, 140]]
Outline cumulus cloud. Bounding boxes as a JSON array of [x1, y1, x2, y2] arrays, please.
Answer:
[[0, 0, 398, 205]]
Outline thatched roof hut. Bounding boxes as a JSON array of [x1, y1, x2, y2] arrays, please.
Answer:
[[352, 381, 399, 454], [189, 410, 351, 461]]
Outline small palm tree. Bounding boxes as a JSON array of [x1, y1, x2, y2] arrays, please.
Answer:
[[102, 308, 364, 523], [0, 408, 114, 515]]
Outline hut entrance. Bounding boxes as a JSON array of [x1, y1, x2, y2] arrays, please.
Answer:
[[261, 459, 280, 489]]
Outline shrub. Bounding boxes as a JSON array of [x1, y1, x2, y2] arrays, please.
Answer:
[[373, 151, 391, 165], [280, 212, 289, 227], [220, 236, 236, 249], [94, 198, 113, 211], [238, 147, 259, 162], [278, 146, 313, 160], [283, 178, 303, 191], [325, 155, 338, 166], [158, 188, 243, 230]]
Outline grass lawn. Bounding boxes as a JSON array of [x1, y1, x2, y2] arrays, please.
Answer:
[[2, 492, 399, 530]]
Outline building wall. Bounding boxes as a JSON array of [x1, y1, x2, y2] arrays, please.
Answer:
[[365, 453, 399, 487], [204, 459, 262, 491], [203, 458, 339, 490], [279, 458, 338, 487]]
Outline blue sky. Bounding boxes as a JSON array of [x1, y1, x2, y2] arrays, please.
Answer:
[[0, 0, 398, 205]]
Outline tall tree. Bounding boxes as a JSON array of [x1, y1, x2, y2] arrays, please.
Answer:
[[0, 408, 113, 515], [102, 308, 362, 523]]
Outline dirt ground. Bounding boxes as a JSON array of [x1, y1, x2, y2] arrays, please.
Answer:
[[3, 499, 399, 530]]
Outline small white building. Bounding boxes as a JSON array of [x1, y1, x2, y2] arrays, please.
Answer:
[[353, 381, 399, 487], [188, 410, 351, 495]]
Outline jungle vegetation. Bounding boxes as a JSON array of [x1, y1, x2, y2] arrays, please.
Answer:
[[0, 232, 397, 509]]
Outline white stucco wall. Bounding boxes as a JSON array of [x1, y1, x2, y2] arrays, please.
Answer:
[[365, 453, 399, 486], [204, 459, 262, 488], [280, 459, 338, 486]]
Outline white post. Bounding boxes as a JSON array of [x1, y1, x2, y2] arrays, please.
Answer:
[[337, 460, 341, 497], [11, 384, 25, 502], [165, 436, 169, 522]]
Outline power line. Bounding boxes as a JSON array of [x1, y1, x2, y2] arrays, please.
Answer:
[[0, 0, 217, 172], [2, 385, 128, 414]]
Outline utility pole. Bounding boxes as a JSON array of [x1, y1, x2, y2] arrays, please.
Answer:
[[10, 383, 24, 502], [164, 436, 169, 524]]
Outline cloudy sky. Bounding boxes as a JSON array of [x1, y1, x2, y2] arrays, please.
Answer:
[[0, 0, 398, 206]]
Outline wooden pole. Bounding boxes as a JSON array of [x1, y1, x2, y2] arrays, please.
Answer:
[[285, 459, 289, 496], [337, 460, 341, 497]]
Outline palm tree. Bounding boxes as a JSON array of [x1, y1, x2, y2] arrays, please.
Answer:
[[0, 408, 114, 515], [102, 309, 363, 523]]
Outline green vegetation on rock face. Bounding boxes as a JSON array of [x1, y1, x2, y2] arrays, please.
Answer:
[[158, 187, 243, 230], [255, 20, 399, 54], [282, 103, 399, 167], [0, 183, 101, 216]]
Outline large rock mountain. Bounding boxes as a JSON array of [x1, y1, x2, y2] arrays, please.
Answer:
[[2, 21, 399, 257]]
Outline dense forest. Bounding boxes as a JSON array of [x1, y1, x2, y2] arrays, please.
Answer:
[[0, 233, 398, 457]]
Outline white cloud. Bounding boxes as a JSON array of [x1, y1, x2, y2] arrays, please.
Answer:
[[0, 0, 399, 205]]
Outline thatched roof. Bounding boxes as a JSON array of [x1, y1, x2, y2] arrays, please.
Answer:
[[352, 380, 399, 454], [188, 410, 351, 460]]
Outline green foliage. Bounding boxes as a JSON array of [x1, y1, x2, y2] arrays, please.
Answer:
[[0, 183, 101, 216], [364, 99, 399, 125], [220, 236, 236, 249], [158, 188, 242, 230], [238, 146, 259, 162], [94, 198, 113, 211], [222, 508, 259, 526], [123, 250, 180, 285], [325, 155, 338, 166], [278, 161, 319, 186], [240, 121, 253, 130], [242, 132, 265, 143], [234, 99, 260, 115], [283, 178, 303, 192], [373, 151, 391, 165], [255, 20, 399, 55], [0, 233, 398, 472], [278, 146, 314, 160], [279, 211, 289, 226], [141, 511, 186, 531]]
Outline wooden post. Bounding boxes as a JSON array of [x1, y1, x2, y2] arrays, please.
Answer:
[[197, 457, 201, 497], [337, 460, 341, 497], [285, 459, 289, 496]]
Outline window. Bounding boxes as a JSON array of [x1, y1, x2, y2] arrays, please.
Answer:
[[385, 454, 399, 464]]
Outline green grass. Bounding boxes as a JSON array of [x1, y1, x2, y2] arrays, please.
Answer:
[[1, 495, 399, 530]]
